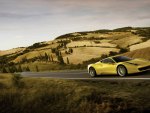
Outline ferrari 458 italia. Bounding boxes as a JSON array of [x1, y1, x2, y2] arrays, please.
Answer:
[[88, 56, 150, 77]]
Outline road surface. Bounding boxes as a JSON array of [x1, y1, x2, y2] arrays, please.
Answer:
[[21, 70, 150, 80]]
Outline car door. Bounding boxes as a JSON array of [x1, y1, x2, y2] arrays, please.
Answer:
[[100, 58, 117, 74]]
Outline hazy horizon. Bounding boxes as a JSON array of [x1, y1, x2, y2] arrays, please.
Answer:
[[0, 0, 150, 50]]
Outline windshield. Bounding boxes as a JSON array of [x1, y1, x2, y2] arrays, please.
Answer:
[[112, 56, 133, 63]]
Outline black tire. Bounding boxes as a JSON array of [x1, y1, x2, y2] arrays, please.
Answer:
[[117, 65, 128, 77], [89, 67, 97, 77]]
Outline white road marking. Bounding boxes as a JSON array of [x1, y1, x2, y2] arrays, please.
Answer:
[[63, 78, 150, 80], [23, 76, 150, 80], [21, 72, 88, 75]]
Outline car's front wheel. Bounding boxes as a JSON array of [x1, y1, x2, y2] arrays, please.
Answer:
[[89, 67, 97, 77], [117, 65, 127, 77]]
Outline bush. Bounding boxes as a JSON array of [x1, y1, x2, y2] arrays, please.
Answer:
[[113, 27, 133, 32], [11, 74, 23, 88], [109, 51, 118, 56], [28, 42, 48, 49], [135, 28, 150, 39], [94, 40, 101, 44], [0, 76, 149, 113], [119, 48, 129, 53], [1, 67, 8, 73]]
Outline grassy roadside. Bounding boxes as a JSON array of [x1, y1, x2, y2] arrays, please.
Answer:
[[0, 73, 150, 113]]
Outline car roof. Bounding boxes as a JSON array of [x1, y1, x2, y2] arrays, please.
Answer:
[[101, 57, 115, 61]]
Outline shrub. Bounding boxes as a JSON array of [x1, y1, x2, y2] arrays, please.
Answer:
[[119, 48, 129, 53], [113, 27, 133, 32], [1, 67, 8, 73], [11, 74, 23, 88], [109, 51, 118, 56], [67, 57, 70, 64], [57, 55, 64, 65], [28, 42, 48, 49], [36, 65, 39, 72], [94, 40, 101, 43]]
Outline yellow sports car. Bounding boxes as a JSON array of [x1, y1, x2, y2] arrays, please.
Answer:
[[88, 56, 150, 77]]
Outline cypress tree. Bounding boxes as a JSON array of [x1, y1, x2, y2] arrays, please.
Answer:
[[51, 55, 54, 62], [26, 66, 30, 71], [2, 67, 7, 73], [70, 48, 73, 53], [12, 65, 18, 72], [36, 65, 39, 72], [57, 55, 64, 65], [45, 53, 49, 61], [48, 55, 51, 62], [67, 57, 70, 64], [18, 65, 22, 72], [55, 50, 59, 56], [8, 67, 13, 73], [59, 51, 62, 56]]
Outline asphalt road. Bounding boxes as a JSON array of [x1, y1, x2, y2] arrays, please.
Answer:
[[21, 70, 150, 80]]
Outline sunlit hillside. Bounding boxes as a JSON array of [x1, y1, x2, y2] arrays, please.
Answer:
[[0, 47, 26, 56], [123, 47, 150, 60], [0, 27, 150, 72]]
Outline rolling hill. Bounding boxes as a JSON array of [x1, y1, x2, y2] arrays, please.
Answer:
[[0, 47, 26, 56], [0, 27, 150, 72], [123, 47, 150, 60]]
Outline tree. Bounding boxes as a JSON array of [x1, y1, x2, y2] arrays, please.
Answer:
[[22, 56, 28, 63], [101, 54, 108, 59], [38, 54, 43, 60], [55, 50, 60, 56], [0, 56, 7, 65], [18, 65, 22, 72], [67, 57, 70, 64], [69, 48, 73, 53], [109, 51, 118, 56], [26, 66, 30, 71], [11, 74, 23, 88], [48, 55, 51, 62], [45, 52, 49, 61], [2, 67, 7, 73], [57, 55, 64, 65], [51, 54, 54, 62], [8, 62, 15, 66], [51, 48, 56, 53], [12, 65, 18, 73], [65, 51, 68, 54], [59, 51, 62, 56], [119, 48, 129, 53], [8, 67, 13, 73], [36, 65, 39, 72]]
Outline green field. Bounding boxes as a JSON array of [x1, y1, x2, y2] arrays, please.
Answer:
[[0, 73, 149, 113]]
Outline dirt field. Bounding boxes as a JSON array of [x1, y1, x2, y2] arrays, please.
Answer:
[[63, 47, 119, 64], [66, 41, 116, 48], [0, 47, 25, 56], [129, 40, 150, 51]]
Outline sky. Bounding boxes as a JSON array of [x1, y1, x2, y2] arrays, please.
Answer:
[[0, 0, 150, 50]]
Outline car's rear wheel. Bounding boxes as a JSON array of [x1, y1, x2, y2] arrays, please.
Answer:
[[89, 67, 97, 77], [117, 65, 127, 77]]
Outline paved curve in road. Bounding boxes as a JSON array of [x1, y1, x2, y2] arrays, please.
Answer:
[[21, 70, 150, 80]]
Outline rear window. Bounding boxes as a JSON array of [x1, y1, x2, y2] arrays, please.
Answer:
[[112, 56, 132, 63]]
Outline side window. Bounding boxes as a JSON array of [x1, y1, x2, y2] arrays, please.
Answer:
[[101, 58, 115, 64]]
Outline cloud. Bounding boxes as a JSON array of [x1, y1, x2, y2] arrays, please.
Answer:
[[0, 0, 150, 20], [0, 0, 150, 50]]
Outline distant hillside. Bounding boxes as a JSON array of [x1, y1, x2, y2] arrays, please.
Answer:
[[123, 47, 150, 60], [0, 47, 26, 56], [0, 26, 150, 72], [55, 27, 150, 40]]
